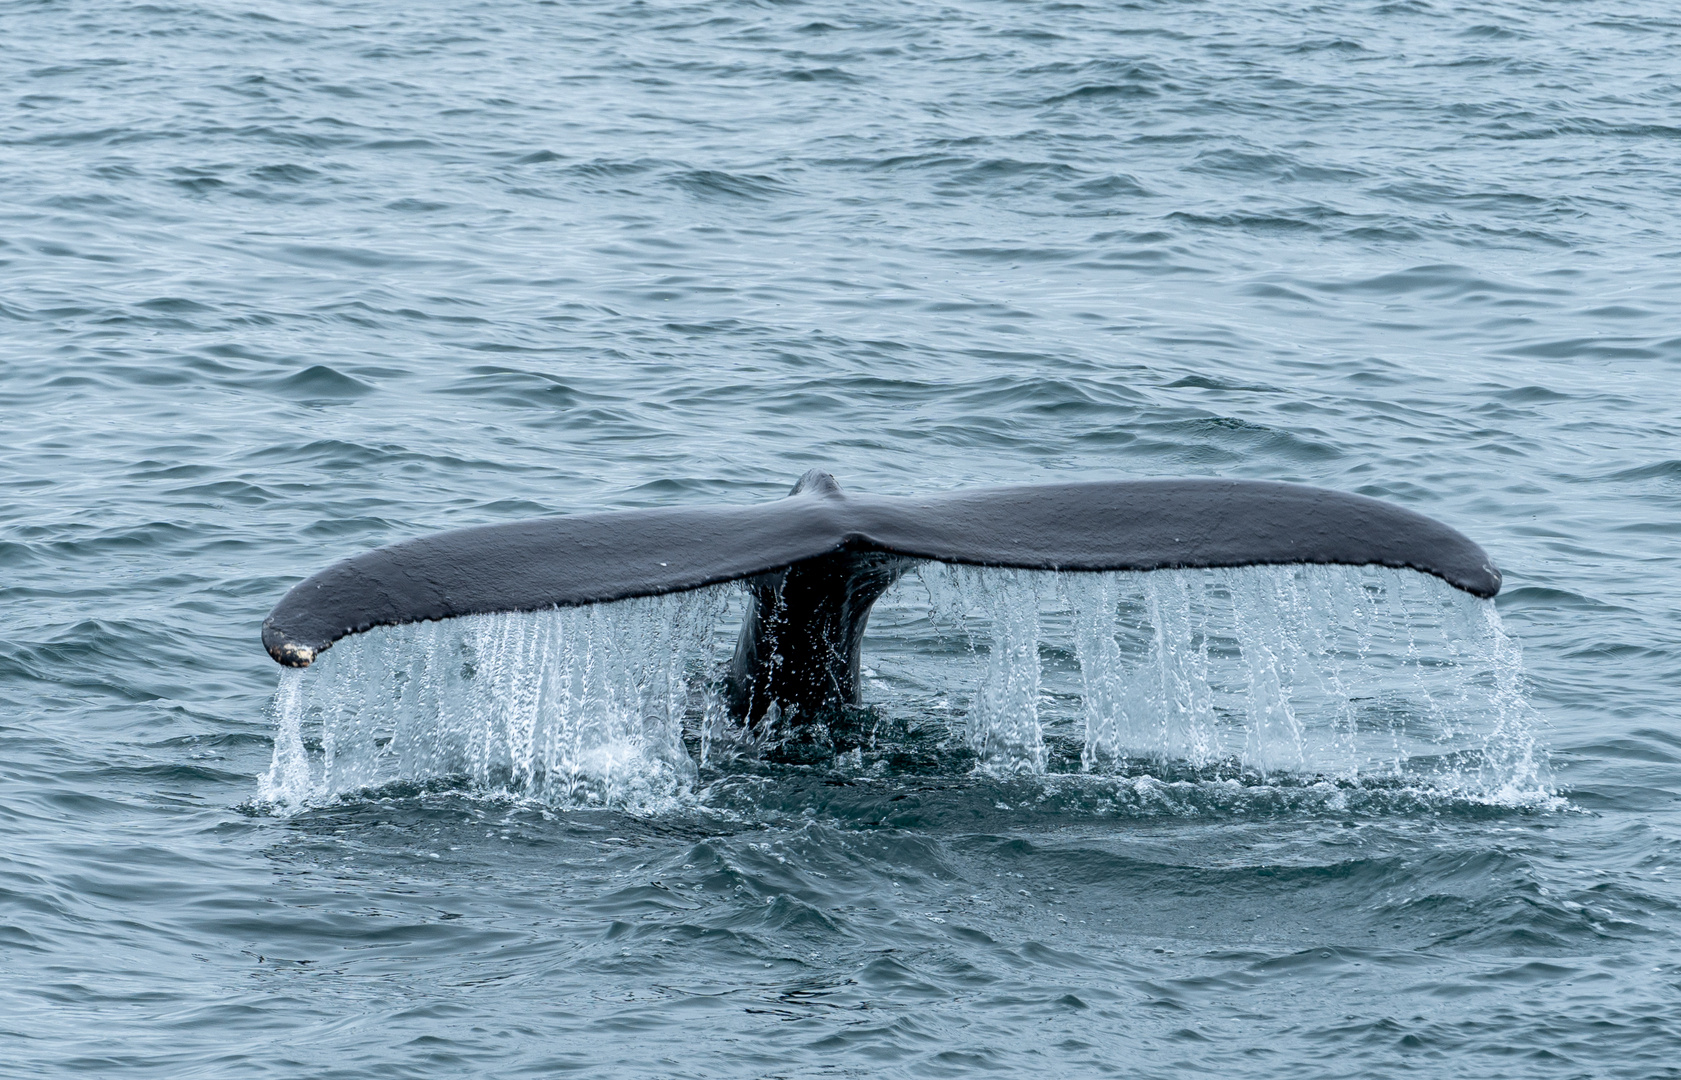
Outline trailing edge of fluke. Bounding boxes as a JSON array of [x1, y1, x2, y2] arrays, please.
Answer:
[[261, 471, 1500, 721]]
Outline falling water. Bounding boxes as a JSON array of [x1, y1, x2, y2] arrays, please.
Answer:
[[921, 565, 1050, 774], [920, 562, 1545, 798], [260, 563, 1546, 811], [258, 587, 730, 810]]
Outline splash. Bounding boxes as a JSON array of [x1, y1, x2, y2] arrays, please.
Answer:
[[258, 588, 729, 811], [922, 566, 1049, 773], [917, 563, 1548, 802], [259, 564, 1550, 812]]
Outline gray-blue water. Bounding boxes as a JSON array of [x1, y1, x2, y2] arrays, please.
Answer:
[[4, 0, 1680, 1075]]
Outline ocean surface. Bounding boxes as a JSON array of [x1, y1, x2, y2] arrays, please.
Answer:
[[4, 0, 1681, 1076]]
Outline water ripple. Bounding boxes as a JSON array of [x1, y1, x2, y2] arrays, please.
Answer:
[[4, 0, 1681, 1074]]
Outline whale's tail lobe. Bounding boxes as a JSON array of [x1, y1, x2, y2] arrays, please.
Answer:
[[261, 471, 1500, 721]]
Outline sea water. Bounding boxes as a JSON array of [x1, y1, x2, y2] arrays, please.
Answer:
[[5, 0, 1681, 1076]]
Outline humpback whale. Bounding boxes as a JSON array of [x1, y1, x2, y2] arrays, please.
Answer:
[[262, 471, 1501, 724]]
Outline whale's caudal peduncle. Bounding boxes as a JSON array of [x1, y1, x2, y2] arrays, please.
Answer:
[[261, 470, 1501, 723]]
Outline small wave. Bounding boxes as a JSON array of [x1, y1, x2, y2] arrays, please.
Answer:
[[439, 366, 599, 409], [1286, 37, 1366, 54], [668, 169, 790, 202], [1186, 149, 1365, 185], [266, 364, 375, 400], [1166, 211, 1324, 235], [1458, 24, 1530, 41], [778, 67, 858, 84], [1501, 338, 1662, 362], [1139, 415, 1343, 462], [1603, 460, 1681, 483], [1042, 83, 1159, 104], [248, 163, 322, 183], [1310, 263, 1567, 300], [1059, 173, 1152, 200], [948, 159, 1082, 186]]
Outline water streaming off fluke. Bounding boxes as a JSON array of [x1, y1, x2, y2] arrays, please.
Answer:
[[260, 564, 1547, 811], [921, 564, 1544, 800], [259, 587, 731, 812]]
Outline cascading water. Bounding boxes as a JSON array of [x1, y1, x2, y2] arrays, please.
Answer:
[[957, 564, 1542, 796], [921, 566, 1050, 774], [259, 587, 730, 811], [259, 563, 1548, 812]]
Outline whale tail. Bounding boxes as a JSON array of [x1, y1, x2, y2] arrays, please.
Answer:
[[722, 471, 914, 724], [262, 470, 1500, 722]]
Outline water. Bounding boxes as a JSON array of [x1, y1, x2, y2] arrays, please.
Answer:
[[260, 588, 729, 812], [4, 0, 1681, 1075], [259, 566, 1544, 811]]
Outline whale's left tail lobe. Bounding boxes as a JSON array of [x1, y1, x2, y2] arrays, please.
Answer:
[[262, 471, 1500, 721]]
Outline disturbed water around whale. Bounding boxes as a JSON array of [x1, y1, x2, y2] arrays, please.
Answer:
[[5, 0, 1681, 1077]]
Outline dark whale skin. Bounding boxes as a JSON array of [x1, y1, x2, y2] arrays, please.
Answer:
[[262, 471, 1500, 719]]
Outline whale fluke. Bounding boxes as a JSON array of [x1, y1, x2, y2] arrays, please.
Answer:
[[262, 472, 1501, 720]]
